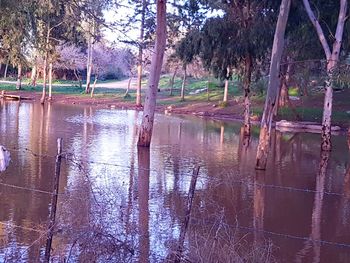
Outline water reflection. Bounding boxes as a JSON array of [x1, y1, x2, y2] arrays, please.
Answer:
[[0, 102, 349, 262], [138, 147, 150, 262]]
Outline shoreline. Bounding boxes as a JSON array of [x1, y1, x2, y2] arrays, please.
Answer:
[[2, 90, 349, 133]]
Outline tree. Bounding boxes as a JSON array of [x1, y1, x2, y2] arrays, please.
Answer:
[[55, 43, 86, 87], [173, 0, 206, 101], [136, 0, 147, 107], [138, 0, 167, 147], [302, 0, 348, 151], [177, 0, 277, 135], [255, 0, 291, 170], [118, 0, 156, 106], [0, 0, 33, 88]]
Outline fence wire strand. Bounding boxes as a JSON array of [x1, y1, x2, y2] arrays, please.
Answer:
[[1, 145, 350, 257]]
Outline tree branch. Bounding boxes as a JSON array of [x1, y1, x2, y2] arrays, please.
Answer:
[[302, 0, 331, 60]]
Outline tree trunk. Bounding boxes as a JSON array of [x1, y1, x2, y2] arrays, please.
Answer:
[[137, 0, 167, 147], [41, 23, 50, 104], [279, 79, 289, 107], [16, 64, 22, 90], [136, 0, 147, 107], [124, 75, 133, 97], [243, 55, 252, 136], [303, 0, 347, 151], [73, 68, 82, 88], [180, 65, 187, 101], [3, 59, 9, 79], [256, 0, 291, 170], [223, 67, 230, 102], [30, 64, 37, 86], [85, 60, 92, 94], [40, 56, 48, 104], [207, 77, 210, 101], [91, 73, 98, 98], [48, 63, 53, 100], [85, 33, 93, 94], [169, 67, 178, 96], [279, 61, 292, 107]]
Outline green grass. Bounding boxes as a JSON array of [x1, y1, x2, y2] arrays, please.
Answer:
[[288, 87, 299, 96], [278, 107, 350, 124], [0, 82, 132, 97]]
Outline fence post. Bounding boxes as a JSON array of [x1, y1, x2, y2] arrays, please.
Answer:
[[44, 138, 63, 262]]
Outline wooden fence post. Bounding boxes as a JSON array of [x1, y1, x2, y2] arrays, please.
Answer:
[[44, 138, 63, 262]]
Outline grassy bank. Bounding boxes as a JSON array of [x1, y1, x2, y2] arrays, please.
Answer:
[[1, 75, 349, 126]]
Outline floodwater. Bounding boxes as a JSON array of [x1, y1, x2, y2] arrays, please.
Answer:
[[0, 101, 349, 262]]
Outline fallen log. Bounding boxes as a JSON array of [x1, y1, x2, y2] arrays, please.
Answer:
[[0, 91, 32, 101], [276, 120, 341, 134]]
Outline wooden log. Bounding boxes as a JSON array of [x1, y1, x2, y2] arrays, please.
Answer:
[[276, 120, 341, 133], [1, 94, 21, 100], [0, 90, 32, 101]]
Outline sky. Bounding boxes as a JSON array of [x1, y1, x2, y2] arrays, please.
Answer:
[[102, 1, 223, 50]]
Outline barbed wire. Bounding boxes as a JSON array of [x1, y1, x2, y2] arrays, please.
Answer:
[[0, 182, 57, 196], [1, 146, 348, 199], [63, 154, 348, 198], [189, 217, 350, 249], [2, 145, 350, 259]]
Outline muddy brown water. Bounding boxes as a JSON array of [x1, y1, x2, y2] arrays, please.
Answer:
[[0, 101, 349, 262]]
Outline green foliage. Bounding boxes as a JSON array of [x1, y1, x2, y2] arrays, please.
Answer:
[[176, 0, 277, 81], [176, 29, 202, 65], [251, 77, 268, 95]]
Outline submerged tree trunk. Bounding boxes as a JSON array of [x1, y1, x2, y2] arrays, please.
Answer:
[[303, 0, 347, 151], [136, 0, 147, 107], [137, 0, 167, 147], [243, 55, 252, 136], [223, 67, 230, 102], [3, 59, 9, 79], [48, 63, 53, 100], [169, 67, 178, 96], [180, 65, 187, 101], [256, 0, 291, 170], [16, 64, 22, 90]]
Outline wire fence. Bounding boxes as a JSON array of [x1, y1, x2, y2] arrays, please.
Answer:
[[0, 144, 350, 262]]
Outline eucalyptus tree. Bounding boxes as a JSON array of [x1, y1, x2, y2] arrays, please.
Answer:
[[79, 0, 108, 94], [177, 0, 277, 136], [138, 0, 167, 147], [32, 0, 83, 103], [302, 0, 348, 151], [255, 0, 291, 170], [119, 0, 156, 106], [173, 0, 206, 101], [0, 0, 34, 88]]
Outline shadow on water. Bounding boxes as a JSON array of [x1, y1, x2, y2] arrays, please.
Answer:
[[0, 101, 350, 262]]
